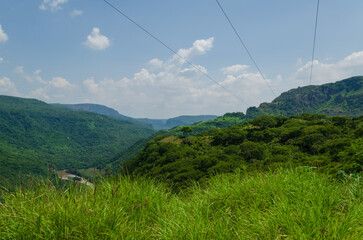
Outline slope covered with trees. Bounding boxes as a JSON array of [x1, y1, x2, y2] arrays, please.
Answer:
[[247, 76, 363, 118], [0, 96, 154, 181], [126, 114, 362, 188]]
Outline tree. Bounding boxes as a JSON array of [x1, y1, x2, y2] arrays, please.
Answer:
[[181, 126, 193, 137]]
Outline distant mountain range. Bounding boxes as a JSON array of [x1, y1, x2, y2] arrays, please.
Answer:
[[1, 76, 362, 181], [54, 103, 218, 130]]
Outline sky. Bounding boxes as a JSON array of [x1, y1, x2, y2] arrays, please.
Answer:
[[0, 0, 363, 118]]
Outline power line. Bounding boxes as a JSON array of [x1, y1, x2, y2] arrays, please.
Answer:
[[215, 0, 276, 98], [309, 0, 320, 85], [103, 0, 250, 106]]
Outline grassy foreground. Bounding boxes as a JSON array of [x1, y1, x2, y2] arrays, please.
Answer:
[[0, 169, 362, 239]]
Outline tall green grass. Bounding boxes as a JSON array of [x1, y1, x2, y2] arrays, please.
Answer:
[[0, 168, 361, 239]]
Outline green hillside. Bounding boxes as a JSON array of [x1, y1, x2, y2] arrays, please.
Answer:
[[125, 114, 362, 188], [0, 96, 154, 181], [165, 76, 363, 136], [53, 103, 152, 129], [247, 76, 363, 118]]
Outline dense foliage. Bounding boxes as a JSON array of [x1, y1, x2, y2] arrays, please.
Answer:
[[126, 114, 362, 187], [0, 169, 361, 239], [0, 96, 154, 181]]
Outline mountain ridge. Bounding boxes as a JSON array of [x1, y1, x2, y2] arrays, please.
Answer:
[[0, 95, 154, 181], [54, 103, 219, 130]]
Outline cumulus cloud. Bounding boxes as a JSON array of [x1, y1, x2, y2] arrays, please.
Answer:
[[39, 0, 68, 12], [50, 77, 74, 89], [0, 57, 4, 63], [80, 37, 270, 118], [83, 28, 110, 50], [30, 87, 49, 100], [221, 64, 250, 75], [169, 37, 214, 67], [0, 77, 17, 95], [0, 25, 8, 43], [148, 58, 163, 70], [14, 66, 46, 84], [27, 76, 76, 101], [292, 51, 363, 85], [70, 9, 83, 17]]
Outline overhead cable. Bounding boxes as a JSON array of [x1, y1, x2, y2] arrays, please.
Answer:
[[103, 0, 250, 106], [309, 0, 320, 85], [215, 0, 276, 97]]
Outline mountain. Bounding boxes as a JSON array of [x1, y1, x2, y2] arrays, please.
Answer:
[[111, 76, 363, 170], [246, 76, 363, 119], [0, 96, 154, 181], [54, 103, 218, 130], [53, 103, 132, 119], [162, 76, 363, 136], [53, 103, 152, 129]]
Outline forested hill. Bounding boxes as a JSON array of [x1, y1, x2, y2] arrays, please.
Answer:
[[126, 114, 363, 188], [0, 96, 154, 181], [246, 76, 363, 119], [164, 76, 363, 136], [53, 103, 152, 129]]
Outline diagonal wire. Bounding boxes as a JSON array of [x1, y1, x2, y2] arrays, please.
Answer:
[[215, 0, 276, 97], [309, 0, 320, 85], [103, 0, 250, 106]]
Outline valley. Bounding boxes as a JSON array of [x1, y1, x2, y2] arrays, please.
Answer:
[[0, 77, 362, 239]]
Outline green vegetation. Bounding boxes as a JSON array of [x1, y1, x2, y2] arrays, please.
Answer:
[[0, 169, 361, 239], [1, 77, 362, 239], [126, 114, 362, 188], [160, 77, 363, 136], [0, 96, 154, 182], [54, 103, 153, 129], [253, 76, 363, 117]]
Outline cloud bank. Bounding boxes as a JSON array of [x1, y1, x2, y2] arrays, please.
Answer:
[[8, 37, 363, 118]]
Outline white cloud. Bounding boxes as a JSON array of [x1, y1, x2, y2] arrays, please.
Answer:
[[148, 58, 163, 70], [70, 9, 83, 17], [0, 25, 8, 43], [30, 87, 49, 100], [172, 37, 214, 63], [39, 0, 68, 12], [83, 28, 110, 50], [0, 57, 3, 63], [291, 51, 363, 85], [0, 77, 17, 95], [221, 64, 250, 75], [80, 37, 269, 118], [50, 77, 74, 89], [14, 66, 46, 84]]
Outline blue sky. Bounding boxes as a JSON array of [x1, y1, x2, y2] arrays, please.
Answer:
[[1, 0, 363, 118]]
